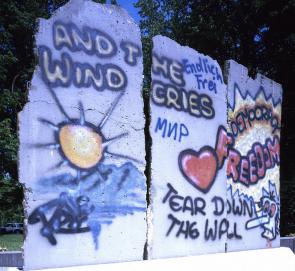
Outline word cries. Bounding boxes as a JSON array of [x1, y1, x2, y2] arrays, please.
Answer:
[[163, 183, 252, 240], [151, 54, 215, 119], [39, 21, 142, 91]]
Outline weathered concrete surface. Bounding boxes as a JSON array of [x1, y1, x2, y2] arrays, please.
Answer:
[[19, 0, 146, 269], [149, 36, 227, 258], [3, 248, 294, 271], [281, 237, 295, 253], [0, 237, 295, 270], [225, 60, 282, 251], [0, 251, 23, 267]]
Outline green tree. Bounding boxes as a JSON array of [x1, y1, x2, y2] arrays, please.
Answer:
[[135, 0, 295, 235], [0, 0, 65, 225], [0, 0, 118, 225], [0, 0, 294, 235], [0, 0, 45, 225]]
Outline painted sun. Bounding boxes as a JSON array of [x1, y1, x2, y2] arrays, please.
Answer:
[[35, 86, 141, 184]]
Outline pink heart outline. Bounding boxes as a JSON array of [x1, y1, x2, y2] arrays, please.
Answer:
[[178, 146, 219, 194]]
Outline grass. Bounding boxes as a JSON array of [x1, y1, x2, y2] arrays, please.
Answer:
[[0, 234, 23, 251]]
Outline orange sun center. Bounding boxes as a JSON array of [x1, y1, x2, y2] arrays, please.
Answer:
[[59, 124, 103, 169]]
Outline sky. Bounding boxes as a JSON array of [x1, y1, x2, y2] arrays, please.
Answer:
[[116, 0, 141, 23]]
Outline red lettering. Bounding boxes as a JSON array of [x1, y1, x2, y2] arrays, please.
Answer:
[[249, 151, 258, 184], [239, 158, 249, 185], [211, 125, 280, 187], [227, 149, 240, 182], [263, 146, 272, 169], [267, 136, 280, 166], [215, 126, 233, 168], [254, 143, 265, 178]]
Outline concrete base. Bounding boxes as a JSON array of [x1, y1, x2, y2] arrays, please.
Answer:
[[2, 247, 294, 271], [0, 251, 22, 268], [281, 237, 295, 252]]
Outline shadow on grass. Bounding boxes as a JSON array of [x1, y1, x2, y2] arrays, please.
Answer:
[[0, 234, 23, 251]]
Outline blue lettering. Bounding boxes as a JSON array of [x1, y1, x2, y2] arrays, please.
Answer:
[[155, 117, 167, 138], [168, 122, 178, 140], [155, 117, 189, 142], [179, 123, 189, 142]]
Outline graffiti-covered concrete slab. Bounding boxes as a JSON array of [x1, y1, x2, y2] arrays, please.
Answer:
[[225, 60, 282, 251], [149, 36, 228, 258], [18, 0, 146, 269]]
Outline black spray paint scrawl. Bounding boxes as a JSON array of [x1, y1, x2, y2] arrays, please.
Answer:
[[19, 1, 146, 268]]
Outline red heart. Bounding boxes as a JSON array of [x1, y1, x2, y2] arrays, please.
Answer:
[[179, 146, 218, 193]]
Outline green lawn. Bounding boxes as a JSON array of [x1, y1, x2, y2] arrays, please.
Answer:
[[0, 234, 23, 251]]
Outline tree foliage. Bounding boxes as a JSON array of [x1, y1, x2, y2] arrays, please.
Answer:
[[0, 0, 69, 224], [0, 0, 294, 234], [0, 0, 117, 225], [135, 0, 295, 235], [0, 0, 45, 225]]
